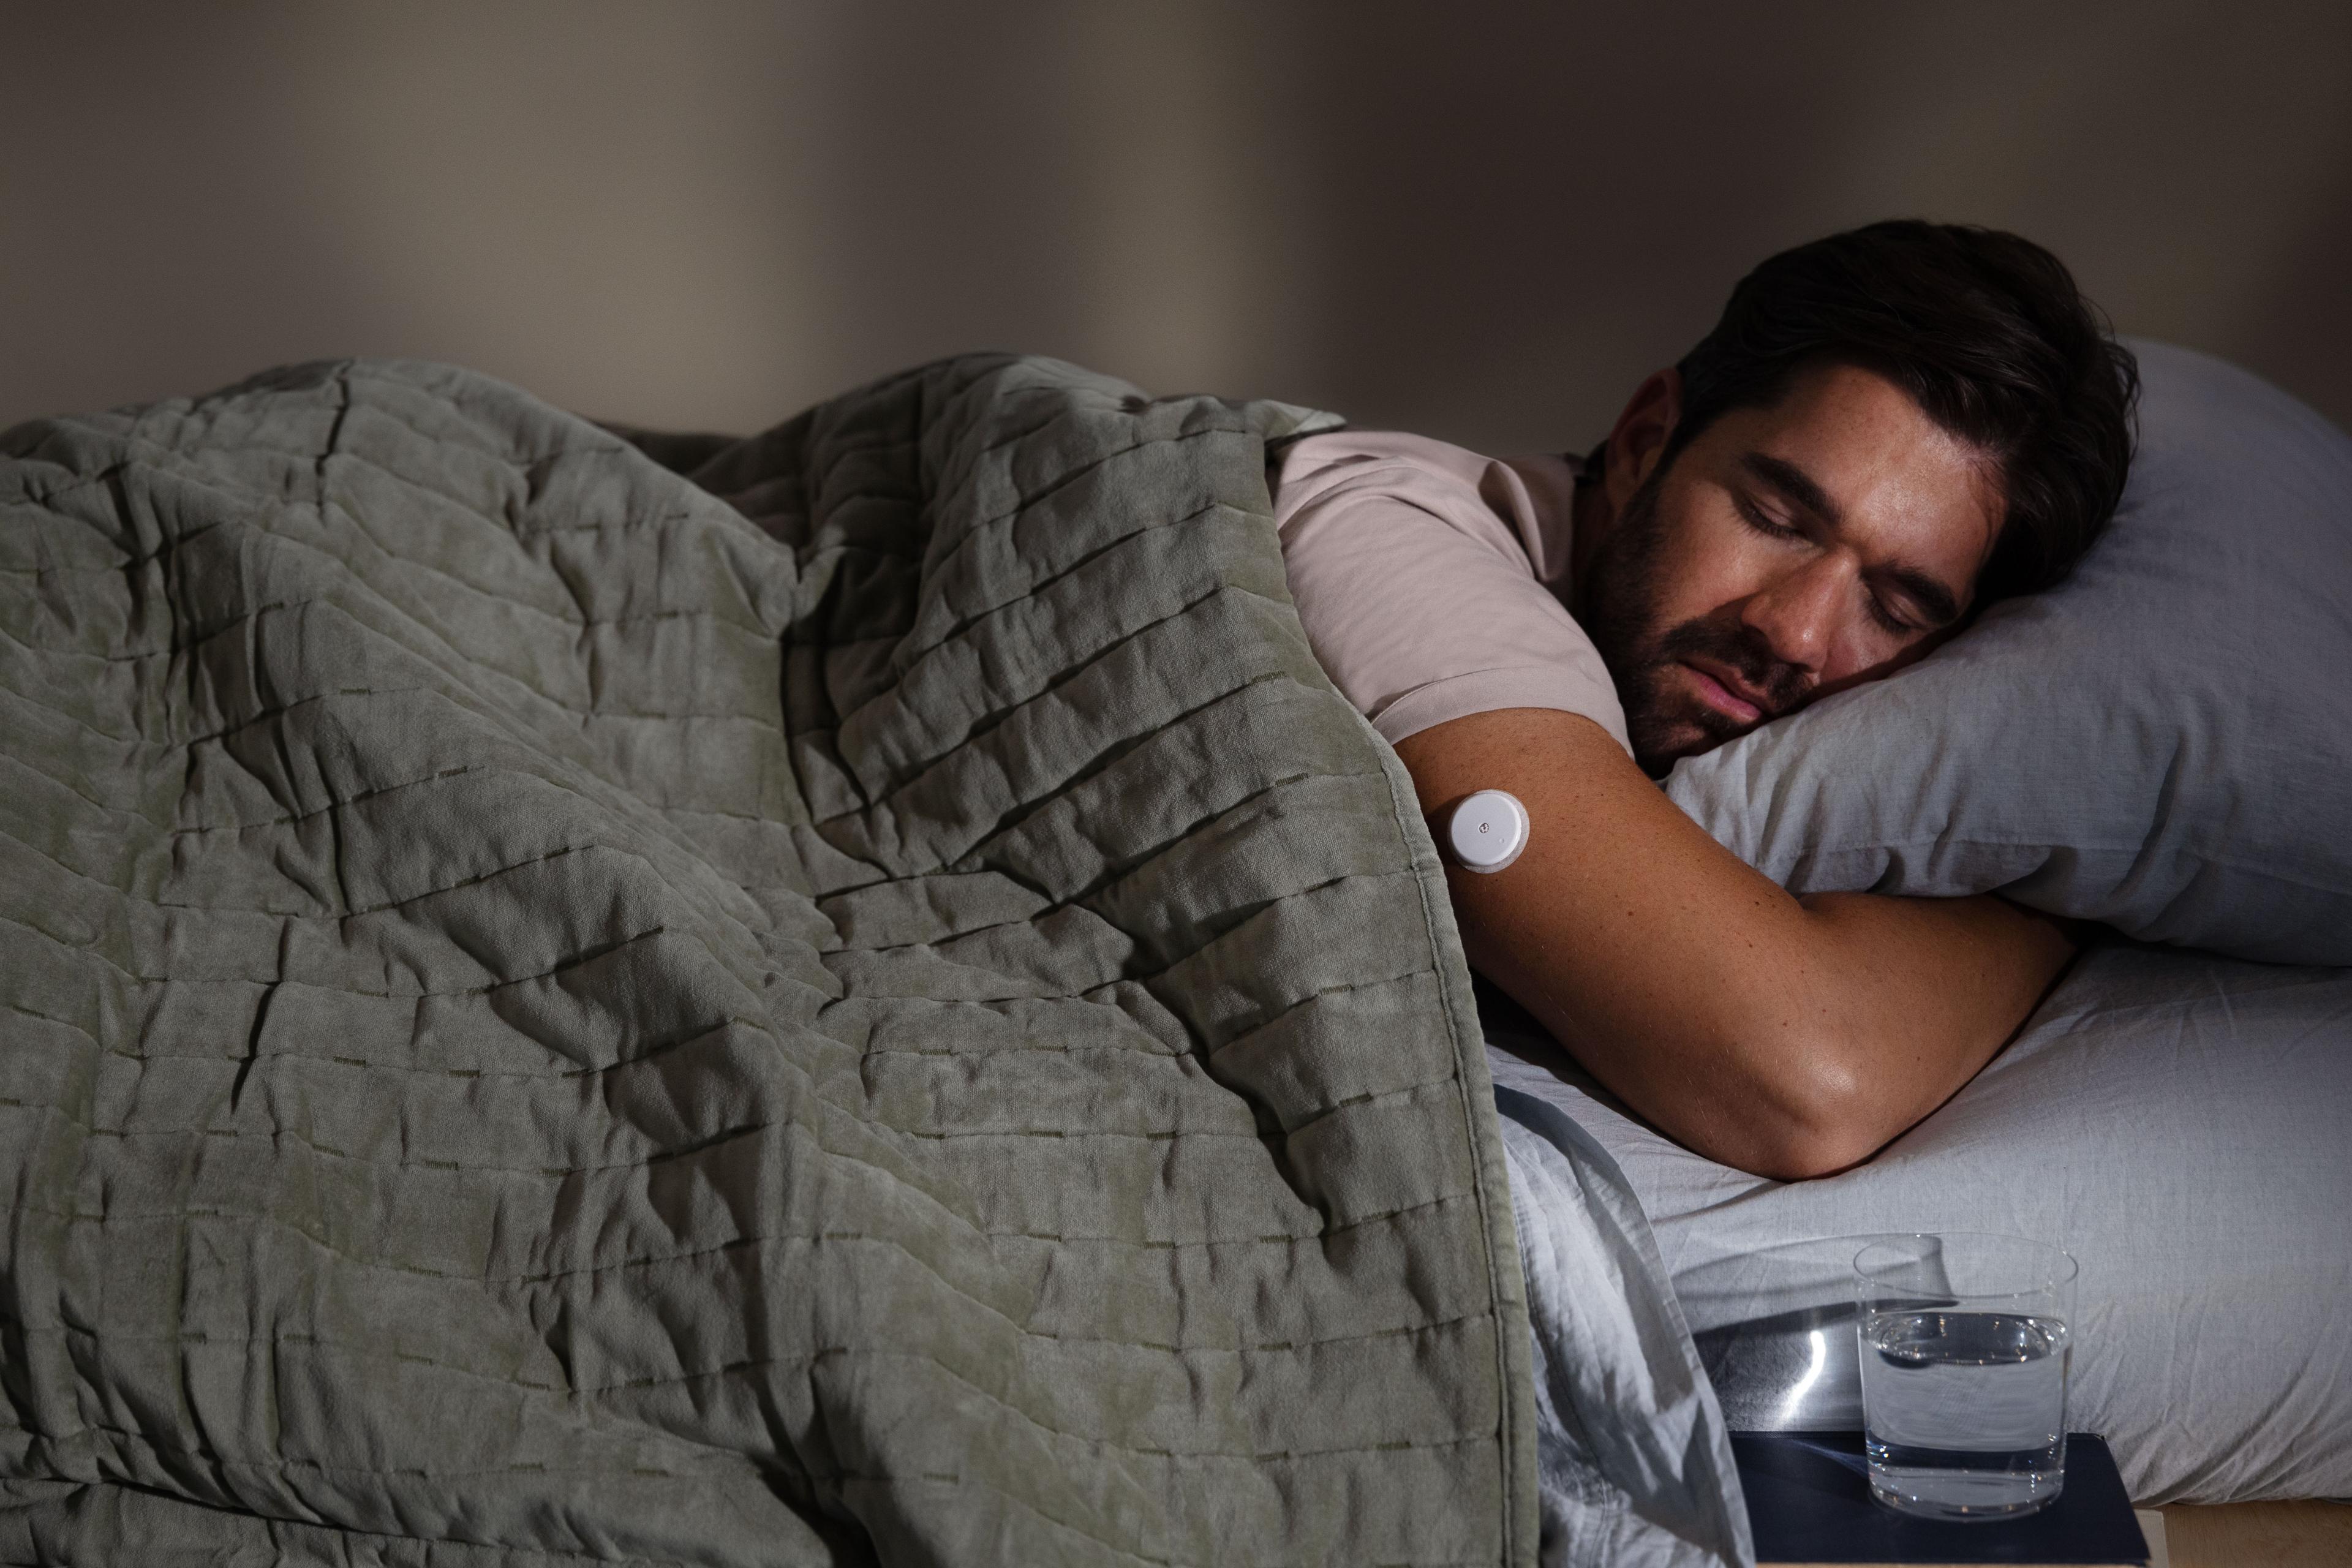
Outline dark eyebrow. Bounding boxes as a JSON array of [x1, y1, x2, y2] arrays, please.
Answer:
[[1740, 451, 1963, 629]]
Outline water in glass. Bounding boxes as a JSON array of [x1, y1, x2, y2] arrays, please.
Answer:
[[1861, 1309, 2070, 1517]]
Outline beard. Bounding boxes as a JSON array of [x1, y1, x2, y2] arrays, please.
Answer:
[[1578, 467, 1814, 776]]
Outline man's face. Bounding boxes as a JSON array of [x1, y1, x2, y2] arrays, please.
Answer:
[[1581, 361, 2003, 775]]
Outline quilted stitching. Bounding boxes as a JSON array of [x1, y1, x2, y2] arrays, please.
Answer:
[[0, 356, 1535, 1565]]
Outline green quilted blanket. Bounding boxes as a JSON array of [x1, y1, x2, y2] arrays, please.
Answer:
[[0, 356, 1539, 1564]]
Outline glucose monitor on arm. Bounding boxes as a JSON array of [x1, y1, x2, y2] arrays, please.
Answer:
[[1441, 790, 1529, 873]]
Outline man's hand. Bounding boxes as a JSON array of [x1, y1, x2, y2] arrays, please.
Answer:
[[1394, 707, 2076, 1180]]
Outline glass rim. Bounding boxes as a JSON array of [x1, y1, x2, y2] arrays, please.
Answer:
[[1852, 1231, 2078, 1301]]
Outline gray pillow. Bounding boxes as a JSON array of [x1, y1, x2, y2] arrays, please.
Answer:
[[1665, 341, 2352, 966]]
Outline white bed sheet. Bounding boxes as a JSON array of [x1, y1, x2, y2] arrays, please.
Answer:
[[1484, 942, 2352, 1506]]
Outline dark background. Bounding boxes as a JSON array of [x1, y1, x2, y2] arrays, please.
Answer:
[[7, 2, 2350, 453]]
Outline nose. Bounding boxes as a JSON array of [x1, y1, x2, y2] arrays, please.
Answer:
[[1738, 556, 1846, 675]]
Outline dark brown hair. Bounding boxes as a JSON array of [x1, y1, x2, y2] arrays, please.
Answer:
[[1668, 220, 2140, 603]]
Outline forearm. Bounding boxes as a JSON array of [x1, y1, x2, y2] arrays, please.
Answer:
[[1741, 889, 2075, 1170], [1795, 889, 2078, 1091], [1463, 887, 2076, 1179]]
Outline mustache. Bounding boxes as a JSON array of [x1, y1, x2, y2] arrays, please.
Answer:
[[1653, 618, 1811, 719]]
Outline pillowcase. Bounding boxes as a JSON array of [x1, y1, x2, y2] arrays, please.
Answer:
[[1664, 341, 2352, 966]]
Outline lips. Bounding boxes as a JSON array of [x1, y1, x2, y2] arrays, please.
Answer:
[[1680, 659, 1767, 724]]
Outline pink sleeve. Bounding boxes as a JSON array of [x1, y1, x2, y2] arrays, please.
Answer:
[[1276, 451, 1631, 754]]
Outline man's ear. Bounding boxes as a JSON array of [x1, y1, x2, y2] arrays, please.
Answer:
[[1603, 368, 1684, 514]]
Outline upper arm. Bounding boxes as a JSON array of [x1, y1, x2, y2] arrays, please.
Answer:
[[1393, 706, 2075, 1178]]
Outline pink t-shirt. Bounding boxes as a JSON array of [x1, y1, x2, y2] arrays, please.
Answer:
[[1272, 430, 1631, 754]]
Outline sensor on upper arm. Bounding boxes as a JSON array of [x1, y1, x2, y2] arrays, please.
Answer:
[[1442, 789, 1529, 873]]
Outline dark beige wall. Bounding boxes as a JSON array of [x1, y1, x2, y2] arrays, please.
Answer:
[[7, 2, 2350, 453]]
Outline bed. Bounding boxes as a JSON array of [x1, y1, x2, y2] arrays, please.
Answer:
[[4, 337, 2342, 1566]]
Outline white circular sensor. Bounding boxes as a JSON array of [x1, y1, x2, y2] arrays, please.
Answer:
[[1444, 789, 1529, 873]]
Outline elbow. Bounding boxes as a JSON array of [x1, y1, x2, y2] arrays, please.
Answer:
[[1695, 1048, 1888, 1182], [1738, 1120, 1880, 1183]]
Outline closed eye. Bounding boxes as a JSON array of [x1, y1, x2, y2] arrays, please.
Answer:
[[1865, 593, 1918, 636], [1733, 492, 1804, 541]]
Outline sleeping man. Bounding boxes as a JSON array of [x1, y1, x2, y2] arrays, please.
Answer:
[[1275, 221, 2139, 1181]]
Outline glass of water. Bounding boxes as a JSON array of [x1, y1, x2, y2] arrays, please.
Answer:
[[1853, 1233, 2077, 1520]]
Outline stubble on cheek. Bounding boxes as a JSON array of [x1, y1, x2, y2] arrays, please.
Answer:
[[1580, 474, 1743, 773]]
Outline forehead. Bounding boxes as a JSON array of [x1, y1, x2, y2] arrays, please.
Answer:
[[1698, 361, 2003, 590]]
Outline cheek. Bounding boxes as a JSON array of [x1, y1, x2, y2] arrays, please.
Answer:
[[1650, 492, 1774, 627], [1816, 612, 1927, 688], [1817, 639, 1887, 685]]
